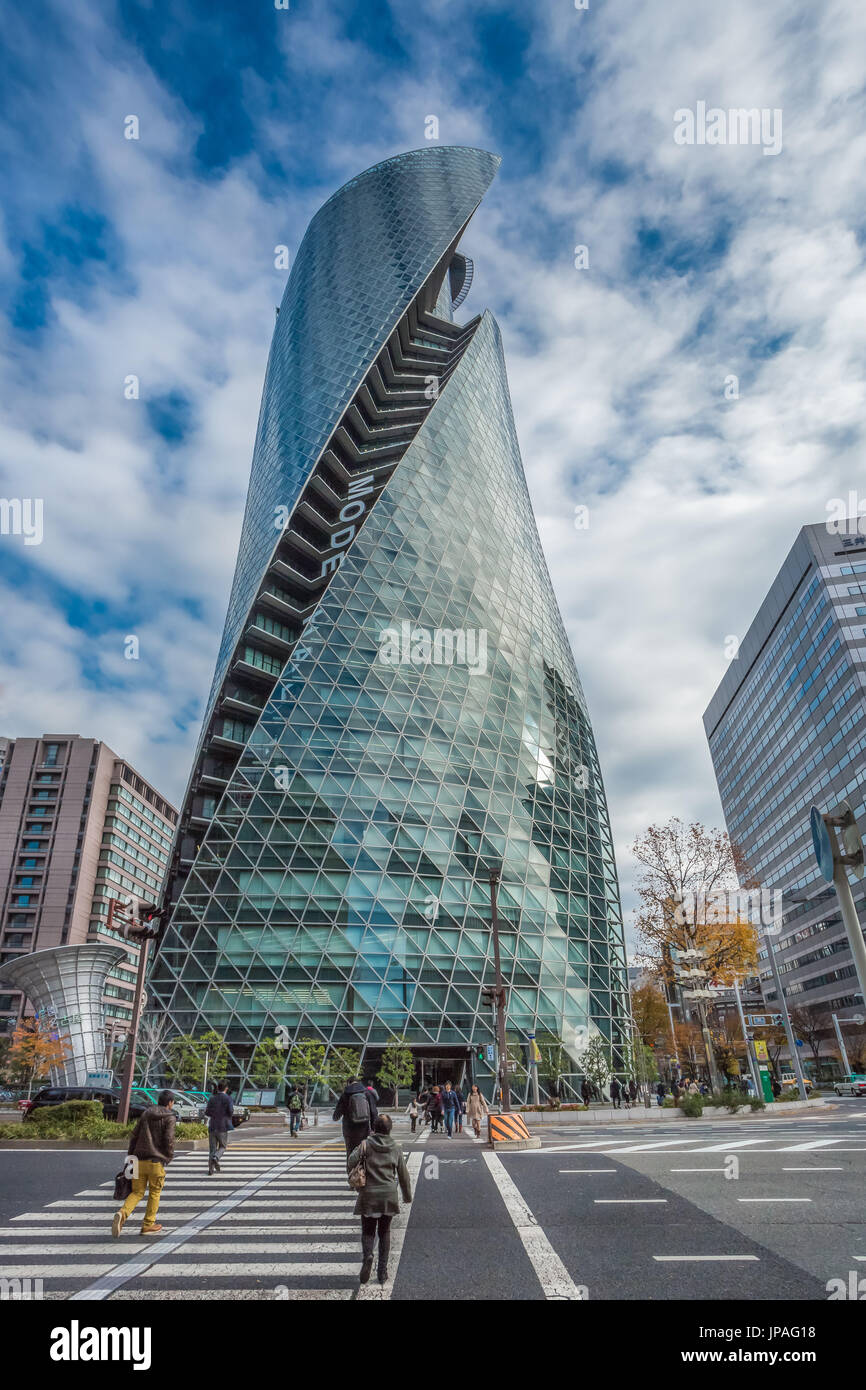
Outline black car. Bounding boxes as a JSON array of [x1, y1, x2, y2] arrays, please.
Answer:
[[24, 1085, 152, 1122]]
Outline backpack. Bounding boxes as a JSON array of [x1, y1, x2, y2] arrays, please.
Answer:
[[347, 1089, 370, 1125], [289, 1093, 302, 1111]]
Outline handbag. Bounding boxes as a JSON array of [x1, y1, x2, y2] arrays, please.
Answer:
[[113, 1167, 132, 1201], [347, 1138, 367, 1190]]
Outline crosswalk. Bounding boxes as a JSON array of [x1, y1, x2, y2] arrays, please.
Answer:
[[530, 1133, 866, 1155], [1, 1144, 367, 1299]]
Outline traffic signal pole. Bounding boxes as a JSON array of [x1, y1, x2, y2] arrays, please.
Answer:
[[118, 932, 151, 1126]]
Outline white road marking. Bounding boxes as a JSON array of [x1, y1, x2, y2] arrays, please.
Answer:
[[0, 1241, 357, 1255], [559, 1169, 617, 1174], [594, 1199, 667, 1204], [782, 1166, 843, 1172], [736, 1198, 812, 1203], [140, 1262, 358, 1278], [654, 1254, 759, 1262], [776, 1139, 845, 1151], [688, 1139, 773, 1153], [483, 1151, 585, 1300], [669, 1168, 727, 1173], [68, 1144, 346, 1301]]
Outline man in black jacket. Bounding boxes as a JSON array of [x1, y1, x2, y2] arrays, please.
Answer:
[[333, 1076, 377, 1156], [205, 1081, 234, 1174]]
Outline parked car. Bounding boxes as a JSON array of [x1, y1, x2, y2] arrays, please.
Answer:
[[23, 1085, 153, 1122], [185, 1091, 249, 1126], [133, 1086, 201, 1123], [834, 1073, 866, 1097]]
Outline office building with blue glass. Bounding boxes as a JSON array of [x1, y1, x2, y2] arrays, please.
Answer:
[[149, 147, 628, 1096], [704, 522, 866, 1071]]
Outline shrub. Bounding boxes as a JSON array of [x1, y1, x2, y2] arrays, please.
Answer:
[[748, 1097, 765, 1111], [721, 1088, 742, 1114], [680, 1094, 703, 1118], [28, 1100, 103, 1125]]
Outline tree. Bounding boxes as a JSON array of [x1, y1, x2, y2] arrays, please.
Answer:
[[577, 1034, 611, 1094], [328, 1047, 361, 1093], [789, 1006, 832, 1074], [632, 818, 758, 1091], [377, 1035, 414, 1108], [251, 1036, 288, 1090], [631, 984, 670, 1048], [165, 1030, 229, 1089], [287, 1039, 328, 1104], [135, 1013, 170, 1086], [844, 1030, 866, 1074], [9, 1017, 71, 1096], [534, 1031, 568, 1096]]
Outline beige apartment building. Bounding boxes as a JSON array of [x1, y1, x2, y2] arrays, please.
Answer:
[[0, 735, 176, 1059]]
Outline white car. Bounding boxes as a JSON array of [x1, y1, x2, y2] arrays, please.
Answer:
[[834, 1074, 866, 1097]]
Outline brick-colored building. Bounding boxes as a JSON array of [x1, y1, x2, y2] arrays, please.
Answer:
[[0, 735, 176, 1058]]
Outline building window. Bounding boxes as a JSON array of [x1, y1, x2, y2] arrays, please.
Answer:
[[17, 877, 34, 887], [15, 896, 31, 906]]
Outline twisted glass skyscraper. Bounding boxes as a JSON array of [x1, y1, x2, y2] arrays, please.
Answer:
[[150, 147, 628, 1096]]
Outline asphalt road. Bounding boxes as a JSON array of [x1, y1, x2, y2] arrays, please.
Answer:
[[1, 1101, 864, 1302]]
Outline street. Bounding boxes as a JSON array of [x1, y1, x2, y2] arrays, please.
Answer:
[[1, 1101, 864, 1302]]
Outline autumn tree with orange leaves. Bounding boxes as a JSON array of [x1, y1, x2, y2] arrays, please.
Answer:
[[632, 818, 758, 1091], [9, 1016, 71, 1097]]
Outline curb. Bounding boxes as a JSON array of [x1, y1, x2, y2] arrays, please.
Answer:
[[490, 1137, 542, 1151], [0, 1139, 209, 1151]]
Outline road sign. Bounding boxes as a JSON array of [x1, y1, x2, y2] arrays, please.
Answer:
[[811, 806, 835, 883], [86, 1070, 114, 1087], [485, 1044, 495, 1063], [753, 1039, 769, 1062]]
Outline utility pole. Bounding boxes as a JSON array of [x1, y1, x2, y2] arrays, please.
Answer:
[[811, 802, 866, 1004], [832, 1013, 852, 1077], [110, 897, 164, 1126], [761, 923, 809, 1099], [482, 866, 510, 1112]]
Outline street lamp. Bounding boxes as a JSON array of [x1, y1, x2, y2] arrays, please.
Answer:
[[108, 897, 165, 1125]]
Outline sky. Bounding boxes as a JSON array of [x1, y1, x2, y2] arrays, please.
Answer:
[[1, 0, 865, 943]]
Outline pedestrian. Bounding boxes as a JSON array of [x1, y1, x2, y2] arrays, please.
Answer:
[[671, 1078, 680, 1102], [622, 1079, 631, 1110], [454, 1083, 465, 1133], [771, 1075, 781, 1099], [287, 1084, 305, 1136], [112, 1090, 176, 1238], [442, 1080, 462, 1136], [688, 1079, 700, 1096], [366, 1082, 380, 1105], [417, 1087, 430, 1125], [333, 1074, 378, 1156], [205, 1080, 233, 1174], [427, 1085, 444, 1133], [581, 1079, 592, 1108], [656, 1081, 666, 1107], [465, 1083, 488, 1138], [406, 1096, 419, 1133], [609, 1077, 621, 1110], [628, 1078, 638, 1105], [348, 1114, 412, 1286]]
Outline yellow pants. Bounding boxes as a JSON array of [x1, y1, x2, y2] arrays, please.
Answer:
[[119, 1160, 165, 1227]]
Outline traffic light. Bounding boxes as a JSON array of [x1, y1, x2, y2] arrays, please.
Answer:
[[477, 1046, 485, 1062]]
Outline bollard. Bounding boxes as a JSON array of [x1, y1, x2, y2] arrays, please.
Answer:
[[314, 1107, 318, 1126]]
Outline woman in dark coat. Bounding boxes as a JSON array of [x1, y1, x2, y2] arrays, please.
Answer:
[[347, 1114, 412, 1285]]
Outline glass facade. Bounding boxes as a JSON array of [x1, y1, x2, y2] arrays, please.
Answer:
[[150, 147, 628, 1095], [704, 522, 866, 1052]]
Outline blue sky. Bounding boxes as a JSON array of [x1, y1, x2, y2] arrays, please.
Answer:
[[1, 0, 865, 936]]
